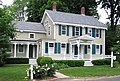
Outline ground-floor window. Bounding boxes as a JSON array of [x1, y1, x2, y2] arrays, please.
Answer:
[[18, 44, 24, 53]]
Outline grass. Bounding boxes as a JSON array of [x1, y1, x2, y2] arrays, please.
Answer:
[[59, 63, 120, 77], [0, 64, 29, 81]]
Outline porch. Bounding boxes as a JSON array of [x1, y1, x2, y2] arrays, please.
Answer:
[[10, 40, 39, 58]]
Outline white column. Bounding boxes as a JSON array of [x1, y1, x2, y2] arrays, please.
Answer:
[[14, 43, 17, 58], [81, 45, 84, 60], [70, 43, 72, 60], [90, 44, 92, 61], [26, 43, 29, 58], [33, 45, 35, 58], [77, 40, 80, 60], [30, 65, 33, 79], [36, 44, 39, 58]]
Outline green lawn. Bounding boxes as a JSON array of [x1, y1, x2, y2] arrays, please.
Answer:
[[0, 64, 29, 81], [59, 64, 120, 77]]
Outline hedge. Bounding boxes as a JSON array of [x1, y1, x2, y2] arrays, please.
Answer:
[[53, 60, 84, 67], [6, 58, 29, 64], [92, 59, 111, 65], [114, 54, 120, 63]]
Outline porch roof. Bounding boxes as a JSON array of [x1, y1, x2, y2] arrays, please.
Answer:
[[69, 34, 95, 42]]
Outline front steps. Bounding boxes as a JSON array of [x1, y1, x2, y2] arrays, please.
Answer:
[[29, 59, 37, 65], [84, 61, 93, 66]]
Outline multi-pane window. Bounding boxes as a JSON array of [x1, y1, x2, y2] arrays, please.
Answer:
[[75, 27, 79, 36], [49, 43, 54, 47], [18, 45, 24, 53], [48, 26, 51, 35], [96, 29, 100, 37], [29, 33, 35, 38], [61, 43, 66, 48], [88, 28, 92, 36], [62, 26, 66, 35], [96, 45, 100, 54]]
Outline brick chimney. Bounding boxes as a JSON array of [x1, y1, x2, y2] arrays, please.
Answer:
[[81, 7, 85, 16], [52, 2, 57, 11]]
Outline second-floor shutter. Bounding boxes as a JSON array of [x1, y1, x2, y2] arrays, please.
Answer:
[[80, 27, 82, 36], [67, 25, 69, 36], [92, 44, 96, 54], [100, 29, 102, 38], [72, 26, 75, 36], [92, 28, 96, 38], [85, 27, 88, 34], [58, 25, 61, 35]]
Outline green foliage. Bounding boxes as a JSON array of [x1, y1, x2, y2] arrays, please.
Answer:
[[6, 58, 29, 64], [53, 63, 69, 70], [37, 57, 53, 66], [114, 54, 120, 63], [54, 60, 84, 67], [0, 7, 15, 67], [92, 59, 111, 65], [26, 0, 98, 22]]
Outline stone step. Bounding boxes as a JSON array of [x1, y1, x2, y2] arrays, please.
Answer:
[[29, 59, 37, 65], [84, 61, 94, 66]]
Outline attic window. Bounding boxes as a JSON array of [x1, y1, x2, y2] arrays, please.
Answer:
[[29, 33, 35, 38]]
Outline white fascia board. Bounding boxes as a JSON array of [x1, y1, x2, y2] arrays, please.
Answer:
[[16, 29, 47, 33], [41, 10, 55, 25], [54, 22, 107, 30]]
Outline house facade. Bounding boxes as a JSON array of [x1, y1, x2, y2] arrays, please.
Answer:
[[9, 4, 107, 62]]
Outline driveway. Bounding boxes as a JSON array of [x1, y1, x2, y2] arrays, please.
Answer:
[[52, 76, 120, 81]]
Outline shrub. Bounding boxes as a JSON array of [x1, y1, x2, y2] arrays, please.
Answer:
[[53, 63, 69, 70], [6, 58, 29, 64], [114, 54, 120, 63], [92, 59, 111, 65], [54, 60, 84, 67], [37, 57, 53, 66]]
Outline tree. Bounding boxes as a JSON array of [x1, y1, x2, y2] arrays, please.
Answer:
[[26, 0, 98, 22], [98, 0, 120, 32], [0, 7, 15, 66]]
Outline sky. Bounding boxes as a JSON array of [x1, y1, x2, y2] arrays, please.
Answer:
[[1, 0, 109, 24]]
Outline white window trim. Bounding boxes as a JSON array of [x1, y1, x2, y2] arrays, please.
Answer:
[[96, 44, 100, 54], [18, 44, 24, 53], [48, 26, 51, 35], [75, 27, 80, 36], [29, 33, 35, 39], [61, 25, 67, 36]]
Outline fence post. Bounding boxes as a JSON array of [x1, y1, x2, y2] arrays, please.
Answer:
[[111, 51, 113, 68], [30, 65, 33, 79]]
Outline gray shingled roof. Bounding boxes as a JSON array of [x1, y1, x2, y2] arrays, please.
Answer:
[[13, 21, 46, 32], [46, 10, 107, 28]]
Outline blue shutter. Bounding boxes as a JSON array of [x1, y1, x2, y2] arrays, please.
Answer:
[[92, 44, 96, 54], [100, 29, 102, 38], [100, 45, 102, 54], [58, 43, 61, 54], [72, 26, 75, 36], [84, 45, 87, 54], [54, 43, 57, 53], [58, 25, 61, 35], [66, 43, 69, 54], [67, 25, 69, 36], [92, 28, 96, 38], [85, 27, 88, 34], [80, 27, 82, 36], [45, 42, 48, 53]]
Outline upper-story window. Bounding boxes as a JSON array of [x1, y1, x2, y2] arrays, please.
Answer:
[[96, 29, 100, 38], [88, 28, 92, 36], [48, 26, 51, 35], [61, 26, 66, 35], [29, 33, 35, 38], [75, 27, 79, 36]]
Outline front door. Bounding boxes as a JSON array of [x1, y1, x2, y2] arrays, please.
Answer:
[[29, 45, 33, 58]]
